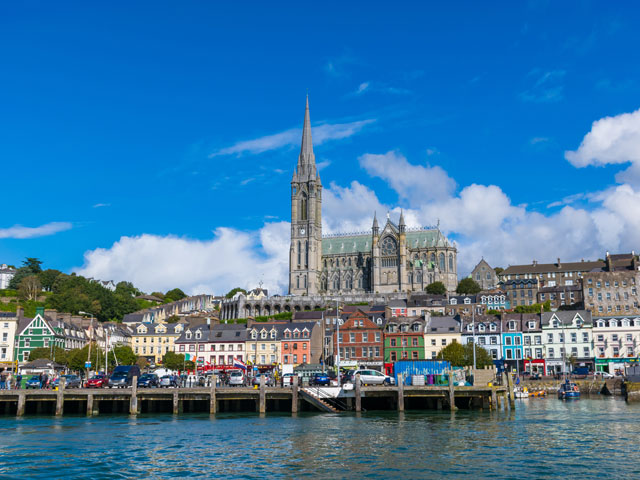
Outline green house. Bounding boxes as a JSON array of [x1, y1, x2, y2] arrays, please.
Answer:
[[15, 307, 86, 363], [384, 317, 427, 362]]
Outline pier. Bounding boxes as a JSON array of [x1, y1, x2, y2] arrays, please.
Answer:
[[0, 375, 512, 416]]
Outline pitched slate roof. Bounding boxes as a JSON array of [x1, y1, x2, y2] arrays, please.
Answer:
[[321, 228, 450, 255], [501, 260, 604, 275], [426, 316, 461, 333]]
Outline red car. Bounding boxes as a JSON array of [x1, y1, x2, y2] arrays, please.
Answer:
[[85, 374, 108, 388]]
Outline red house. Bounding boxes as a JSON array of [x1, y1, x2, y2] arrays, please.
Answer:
[[333, 310, 385, 371]]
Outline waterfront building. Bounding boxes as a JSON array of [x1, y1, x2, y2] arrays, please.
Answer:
[[384, 316, 427, 362], [478, 290, 509, 311], [15, 307, 87, 363], [288, 98, 457, 296], [471, 259, 499, 290], [583, 272, 639, 317], [498, 258, 603, 308], [246, 321, 322, 367], [333, 310, 385, 370], [423, 316, 461, 360], [132, 322, 185, 365], [0, 264, 16, 290], [501, 314, 524, 371], [461, 314, 502, 361], [175, 324, 248, 367], [0, 312, 18, 366], [521, 314, 545, 375], [541, 311, 594, 375], [592, 316, 640, 375]]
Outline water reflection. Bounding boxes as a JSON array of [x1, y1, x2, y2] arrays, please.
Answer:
[[0, 399, 639, 479]]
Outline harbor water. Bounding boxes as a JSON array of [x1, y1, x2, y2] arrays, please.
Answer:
[[0, 397, 639, 479]]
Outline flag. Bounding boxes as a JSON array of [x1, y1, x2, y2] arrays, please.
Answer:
[[233, 358, 247, 370]]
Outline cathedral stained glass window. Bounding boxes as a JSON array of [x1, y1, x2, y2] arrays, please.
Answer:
[[380, 236, 397, 256]]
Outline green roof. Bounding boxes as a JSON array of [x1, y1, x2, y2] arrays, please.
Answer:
[[321, 228, 448, 255]]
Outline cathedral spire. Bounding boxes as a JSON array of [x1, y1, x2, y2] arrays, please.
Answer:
[[298, 95, 316, 179], [399, 209, 406, 233]]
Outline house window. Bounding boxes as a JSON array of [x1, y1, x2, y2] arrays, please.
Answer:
[[390, 338, 397, 347], [390, 351, 397, 361]]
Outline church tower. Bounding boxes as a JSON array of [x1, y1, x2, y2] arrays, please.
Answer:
[[289, 96, 322, 295]]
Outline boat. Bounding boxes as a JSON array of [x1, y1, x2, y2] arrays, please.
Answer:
[[515, 386, 529, 399], [557, 379, 580, 399], [528, 389, 547, 397]]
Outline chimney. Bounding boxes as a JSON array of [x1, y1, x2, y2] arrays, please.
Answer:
[[45, 309, 57, 321], [16, 306, 24, 318], [557, 258, 561, 268], [532, 260, 537, 266]]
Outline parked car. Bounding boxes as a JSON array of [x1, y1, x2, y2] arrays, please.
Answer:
[[108, 365, 142, 388], [595, 371, 615, 379], [228, 370, 245, 386], [137, 373, 159, 388], [159, 375, 179, 388], [252, 373, 274, 387], [85, 374, 108, 388], [54, 374, 82, 389], [343, 369, 395, 386], [25, 375, 41, 389], [310, 372, 330, 386], [282, 373, 299, 387]]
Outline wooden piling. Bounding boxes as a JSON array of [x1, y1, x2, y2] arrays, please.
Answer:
[[87, 394, 94, 416], [173, 391, 179, 415], [291, 375, 298, 413], [210, 375, 217, 414], [55, 377, 66, 416], [397, 373, 404, 412], [17, 392, 25, 417], [491, 388, 498, 411], [448, 370, 456, 411], [129, 376, 138, 415], [259, 374, 266, 414], [505, 372, 515, 409], [355, 373, 362, 412]]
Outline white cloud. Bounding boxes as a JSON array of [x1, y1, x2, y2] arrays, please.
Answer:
[[530, 137, 549, 145], [356, 82, 370, 94], [75, 223, 290, 296], [351, 81, 411, 97], [323, 181, 388, 233], [210, 119, 375, 157], [565, 108, 640, 173], [359, 151, 456, 207], [0, 222, 72, 239], [93, 203, 111, 208]]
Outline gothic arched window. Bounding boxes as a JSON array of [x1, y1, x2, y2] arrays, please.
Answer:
[[380, 236, 397, 256], [303, 275, 307, 288], [297, 241, 301, 266], [439, 253, 445, 271], [296, 276, 300, 289], [305, 241, 309, 267], [430, 253, 436, 266], [332, 275, 339, 290], [300, 192, 308, 221], [449, 253, 454, 271]]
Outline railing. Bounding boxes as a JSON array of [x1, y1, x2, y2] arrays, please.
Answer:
[[305, 385, 351, 412]]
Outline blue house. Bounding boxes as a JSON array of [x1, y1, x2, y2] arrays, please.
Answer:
[[501, 314, 524, 372]]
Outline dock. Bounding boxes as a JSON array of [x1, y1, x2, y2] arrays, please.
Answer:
[[0, 375, 512, 416]]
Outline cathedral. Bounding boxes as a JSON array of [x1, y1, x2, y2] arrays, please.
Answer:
[[289, 98, 458, 296]]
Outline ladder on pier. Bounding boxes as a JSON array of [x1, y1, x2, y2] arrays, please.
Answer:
[[300, 388, 342, 413]]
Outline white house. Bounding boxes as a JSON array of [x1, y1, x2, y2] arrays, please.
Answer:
[[541, 311, 594, 375]]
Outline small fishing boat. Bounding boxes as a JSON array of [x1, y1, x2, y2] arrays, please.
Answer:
[[528, 389, 547, 398], [515, 386, 529, 399], [557, 379, 580, 399]]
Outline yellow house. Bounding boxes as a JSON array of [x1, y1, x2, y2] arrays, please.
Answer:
[[247, 324, 281, 367], [424, 316, 462, 360], [131, 322, 185, 365]]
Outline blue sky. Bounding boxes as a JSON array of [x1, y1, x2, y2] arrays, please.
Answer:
[[2, 2, 640, 294]]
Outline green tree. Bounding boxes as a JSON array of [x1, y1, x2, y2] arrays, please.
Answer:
[[150, 292, 165, 300], [513, 300, 551, 313], [24, 347, 54, 362], [437, 341, 466, 366], [225, 287, 247, 299], [162, 351, 186, 370], [425, 282, 446, 295], [164, 288, 187, 303], [136, 356, 149, 370], [166, 315, 180, 324], [107, 346, 137, 368], [23, 258, 43, 273], [67, 344, 104, 372], [115, 281, 140, 297], [38, 269, 62, 292], [456, 277, 481, 295], [494, 267, 504, 275], [8, 258, 43, 289]]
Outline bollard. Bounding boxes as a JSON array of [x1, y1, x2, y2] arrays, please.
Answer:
[[210, 375, 217, 414], [291, 375, 299, 413], [55, 377, 66, 416], [397, 373, 404, 412], [259, 374, 266, 414], [355, 373, 362, 412], [130, 376, 138, 415]]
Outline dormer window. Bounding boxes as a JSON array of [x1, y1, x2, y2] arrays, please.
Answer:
[[186, 331, 192, 339], [195, 331, 202, 339], [464, 298, 471, 305], [478, 324, 485, 332], [270, 330, 277, 339], [450, 299, 457, 305], [260, 330, 267, 339], [293, 329, 300, 339], [467, 324, 473, 332], [251, 331, 258, 339], [302, 329, 309, 338], [528, 321, 536, 329], [284, 329, 291, 339], [508, 321, 516, 331], [552, 320, 559, 328], [489, 324, 496, 332]]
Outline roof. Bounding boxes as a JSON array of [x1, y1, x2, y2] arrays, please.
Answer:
[[500, 260, 604, 276], [426, 316, 460, 334], [135, 294, 163, 302], [541, 310, 592, 327], [131, 323, 183, 336], [293, 311, 324, 320], [388, 300, 407, 308], [176, 324, 249, 343], [123, 313, 145, 324], [321, 228, 450, 255], [23, 358, 64, 369], [538, 284, 582, 293], [460, 314, 501, 331]]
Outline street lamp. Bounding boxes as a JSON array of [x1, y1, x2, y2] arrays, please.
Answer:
[[79, 311, 94, 376]]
